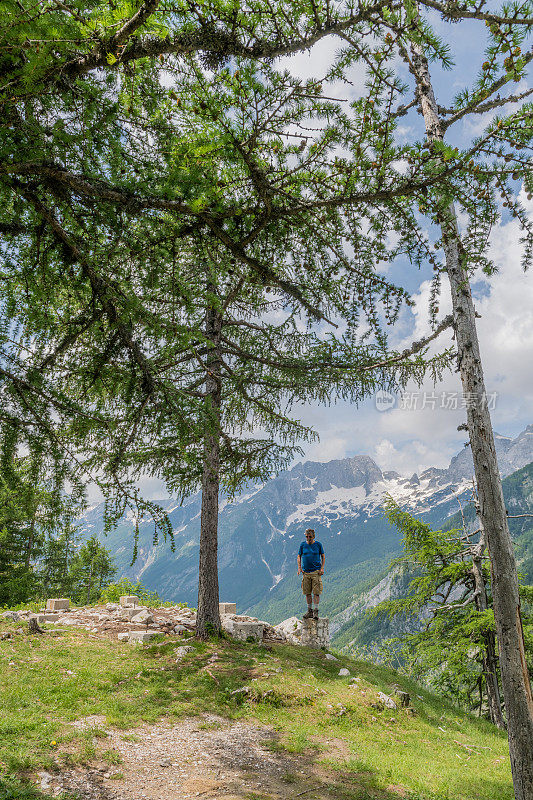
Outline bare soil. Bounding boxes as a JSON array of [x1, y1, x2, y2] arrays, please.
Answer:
[[39, 714, 348, 800]]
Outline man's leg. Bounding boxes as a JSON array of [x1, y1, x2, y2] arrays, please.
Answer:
[[313, 593, 320, 619], [304, 593, 313, 619], [302, 573, 313, 618]]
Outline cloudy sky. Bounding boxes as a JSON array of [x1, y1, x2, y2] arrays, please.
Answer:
[[277, 14, 533, 477]]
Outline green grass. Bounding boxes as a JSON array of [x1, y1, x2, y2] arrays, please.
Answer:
[[0, 618, 513, 800]]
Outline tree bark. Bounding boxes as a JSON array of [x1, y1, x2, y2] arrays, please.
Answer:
[[409, 40, 533, 798], [25, 514, 36, 569], [196, 295, 222, 639]]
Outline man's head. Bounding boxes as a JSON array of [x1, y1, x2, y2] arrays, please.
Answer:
[[305, 528, 315, 542]]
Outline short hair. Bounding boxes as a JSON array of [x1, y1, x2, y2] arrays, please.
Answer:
[[305, 528, 315, 536]]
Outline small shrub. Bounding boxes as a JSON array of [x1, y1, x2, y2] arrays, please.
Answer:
[[99, 577, 186, 608]]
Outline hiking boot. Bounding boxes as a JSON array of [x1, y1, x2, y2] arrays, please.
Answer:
[[303, 609, 313, 620], [313, 608, 319, 620]]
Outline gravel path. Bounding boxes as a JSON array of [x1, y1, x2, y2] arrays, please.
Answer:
[[42, 714, 314, 800]]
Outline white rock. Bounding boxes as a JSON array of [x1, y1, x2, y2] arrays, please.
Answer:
[[377, 692, 397, 710], [128, 630, 157, 644], [325, 653, 338, 661], [117, 632, 130, 642], [338, 668, 350, 677], [173, 624, 187, 633], [274, 616, 302, 643], [174, 645, 194, 661], [131, 609, 154, 624], [1, 611, 19, 621]]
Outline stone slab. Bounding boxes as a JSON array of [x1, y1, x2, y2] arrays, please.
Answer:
[[219, 602, 237, 615], [46, 598, 69, 611], [128, 630, 157, 644], [118, 607, 146, 620], [117, 632, 130, 642], [30, 613, 61, 624], [229, 621, 264, 643], [119, 595, 139, 607]]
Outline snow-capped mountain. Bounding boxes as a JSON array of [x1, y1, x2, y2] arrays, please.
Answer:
[[80, 424, 533, 624]]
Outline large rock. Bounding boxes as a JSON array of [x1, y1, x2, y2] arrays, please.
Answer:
[[301, 617, 329, 648], [119, 607, 146, 621], [224, 619, 264, 642], [130, 609, 154, 624], [46, 598, 69, 611], [274, 617, 302, 644], [219, 602, 237, 614], [128, 630, 157, 644], [377, 692, 397, 710]]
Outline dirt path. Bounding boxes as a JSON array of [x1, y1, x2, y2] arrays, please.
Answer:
[[44, 714, 342, 800]]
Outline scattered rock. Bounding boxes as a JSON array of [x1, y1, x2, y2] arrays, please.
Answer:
[[128, 630, 157, 644], [338, 668, 350, 677], [231, 686, 250, 696], [1, 610, 19, 621], [377, 692, 397, 710], [159, 757, 173, 767], [117, 632, 130, 642], [325, 653, 338, 661], [38, 771, 53, 790], [174, 645, 194, 661], [130, 609, 153, 624], [273, 616, 302, 644]]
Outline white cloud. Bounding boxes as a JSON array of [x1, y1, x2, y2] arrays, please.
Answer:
[[296, 192, 533, 477]]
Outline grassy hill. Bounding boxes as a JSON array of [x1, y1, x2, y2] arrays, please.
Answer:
[[0, 614, 513, 800]]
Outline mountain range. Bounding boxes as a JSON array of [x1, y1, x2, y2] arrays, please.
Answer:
[[80, 424, 533, 642]]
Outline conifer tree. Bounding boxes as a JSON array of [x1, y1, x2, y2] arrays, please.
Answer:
[[1, 49, 454, 634], [311, 4, 533, 792], [374, 497, 505, 728]]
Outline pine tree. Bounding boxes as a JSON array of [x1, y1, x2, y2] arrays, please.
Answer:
[[68, 536, 117, 606], [322, 6, 533, 792], [373, 497, 505, 728], [1, 51, 454, 635]]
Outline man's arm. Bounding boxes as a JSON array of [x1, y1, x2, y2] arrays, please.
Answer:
[[297, 553, 302, 575], [320, 553, 325, 576]]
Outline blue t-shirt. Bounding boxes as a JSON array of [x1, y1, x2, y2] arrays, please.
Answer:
[[298, 540, 324, 572]]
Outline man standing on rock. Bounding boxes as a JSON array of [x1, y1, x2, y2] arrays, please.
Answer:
[[297, 528, 325, 620]]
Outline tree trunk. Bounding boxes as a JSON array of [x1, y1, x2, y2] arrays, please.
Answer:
[[410, 40, 533, 797], [86, 562, 93, 606], [196, 296, 222, 639], [472, 534, 505, 729], [25, 515, 36, 569]]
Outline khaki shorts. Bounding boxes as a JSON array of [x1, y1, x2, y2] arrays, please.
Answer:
[[302, 571, 323, 596]]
